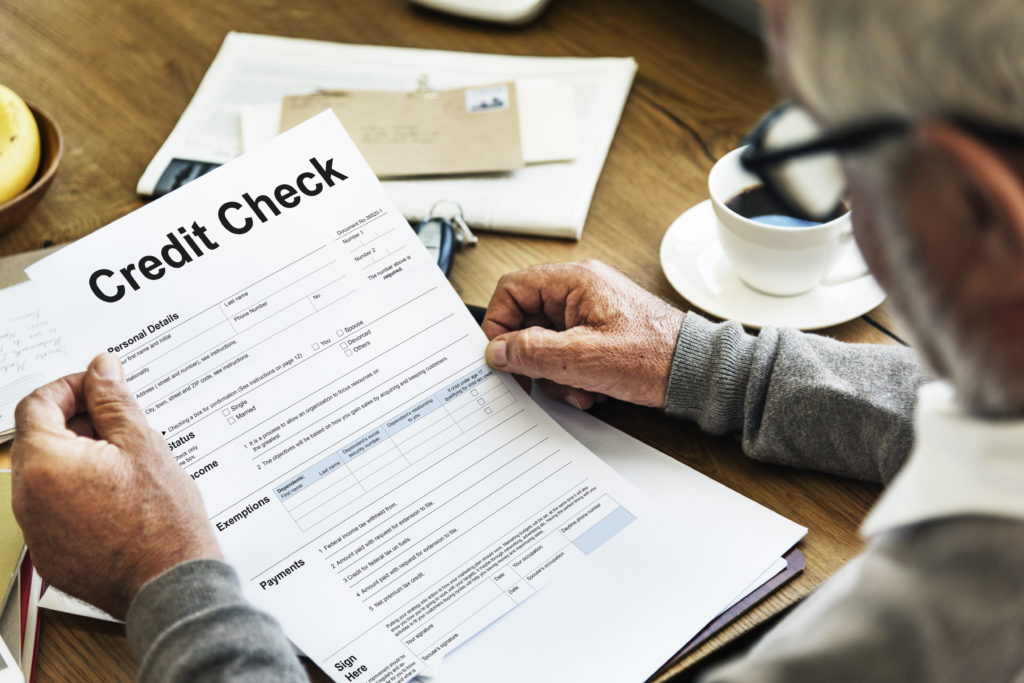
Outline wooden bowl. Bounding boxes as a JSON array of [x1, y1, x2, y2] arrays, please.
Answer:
[[0, 103, 63, 235]]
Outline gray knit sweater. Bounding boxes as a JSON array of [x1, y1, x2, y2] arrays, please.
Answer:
[[669, 316, 1024, 683], [125, 314, 1024, 682]]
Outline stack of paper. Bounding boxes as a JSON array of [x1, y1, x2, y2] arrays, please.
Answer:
[[138, 32, 637, 239], [33, 112, 802, 681], [0, 473, 32, 683]]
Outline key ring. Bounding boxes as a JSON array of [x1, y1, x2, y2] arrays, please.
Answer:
[[428, 200, 478, 246]]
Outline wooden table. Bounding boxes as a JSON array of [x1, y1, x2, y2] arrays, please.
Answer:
[[0, 0, 905, 680]]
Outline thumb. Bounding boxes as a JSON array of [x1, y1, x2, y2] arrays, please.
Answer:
[[486, 327, 587, 385], [83, 352, 154, 451]]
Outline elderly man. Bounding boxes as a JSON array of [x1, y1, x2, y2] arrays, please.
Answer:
[[12, 0, 1024, 680]]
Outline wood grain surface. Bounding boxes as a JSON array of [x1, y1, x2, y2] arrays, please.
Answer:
[[0, 1, 902, 680]]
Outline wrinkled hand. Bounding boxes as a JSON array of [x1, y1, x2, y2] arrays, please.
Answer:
[[483, 260, 685, 409], [12, 352, 221, 619]]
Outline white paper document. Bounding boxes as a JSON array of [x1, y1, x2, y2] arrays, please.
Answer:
[[435, 394, 803, 683], [0, 281, 75, 438], [30, 113, 653, 681], [138, 32, 635, 239], [37, 586, 117, 623]]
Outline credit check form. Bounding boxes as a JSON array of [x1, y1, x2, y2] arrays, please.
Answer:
[[27, 113, 647, 682]]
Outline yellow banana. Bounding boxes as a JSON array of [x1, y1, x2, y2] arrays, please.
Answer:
[[0, 83, 41, 204]]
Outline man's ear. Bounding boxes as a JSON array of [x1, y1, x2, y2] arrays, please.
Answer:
[[915, 120, 1024, 268]]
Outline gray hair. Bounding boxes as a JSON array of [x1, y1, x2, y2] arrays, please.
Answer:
[[780, 0, 1024, 415], [781, 0, 1024, 129]]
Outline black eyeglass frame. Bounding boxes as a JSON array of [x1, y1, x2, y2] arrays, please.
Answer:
[[739, 102, 1024, 221]]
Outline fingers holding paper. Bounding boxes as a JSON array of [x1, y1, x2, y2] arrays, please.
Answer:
[[11, 352, 222, 619], [483, 260, 685, 409]]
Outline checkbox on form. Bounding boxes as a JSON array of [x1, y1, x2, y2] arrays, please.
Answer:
[[228, 417, 236, 424], [312, 342, 320, 350], [345, 350, 353, 357], [222, 408, 230, 416]]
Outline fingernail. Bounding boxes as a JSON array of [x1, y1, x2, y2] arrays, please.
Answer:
[[487, 339, 508, 367], [94, 352, 124, 381], [567, 395, 584, 410]]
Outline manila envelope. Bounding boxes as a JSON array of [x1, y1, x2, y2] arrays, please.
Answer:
[[279, 83, 524, 178]]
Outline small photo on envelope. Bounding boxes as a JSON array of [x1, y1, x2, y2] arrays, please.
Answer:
[[465, 85, 510, 113]]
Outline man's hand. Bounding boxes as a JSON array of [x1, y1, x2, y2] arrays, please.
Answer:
[[11, 352, 222, 619], [483, 260, 685, 409]]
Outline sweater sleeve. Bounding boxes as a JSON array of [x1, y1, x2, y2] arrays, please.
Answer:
[[664, 313, 930, 483], [126, 559, 309, 683], [696, 518, 1024, 683]]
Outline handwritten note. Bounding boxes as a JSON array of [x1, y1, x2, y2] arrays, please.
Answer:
[[0, 281, 75, 438]]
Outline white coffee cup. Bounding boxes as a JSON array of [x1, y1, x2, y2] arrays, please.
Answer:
[[709, 146, 866, 296]]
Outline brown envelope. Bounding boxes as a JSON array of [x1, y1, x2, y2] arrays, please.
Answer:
[[280, 82, 524, 178]]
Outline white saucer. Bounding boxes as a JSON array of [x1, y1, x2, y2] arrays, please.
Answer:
[[659, 200, 886, 330]]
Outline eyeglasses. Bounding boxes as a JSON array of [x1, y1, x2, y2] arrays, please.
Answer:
[[739, 102, 1024, 222]]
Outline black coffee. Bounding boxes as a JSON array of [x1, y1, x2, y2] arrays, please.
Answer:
[[725, 185, 846, 227]]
